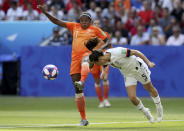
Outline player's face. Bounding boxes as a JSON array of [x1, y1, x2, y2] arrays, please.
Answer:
[[93, 20, 101, 28], [94, 56, 107, 66], [80, 16, 91, 29]]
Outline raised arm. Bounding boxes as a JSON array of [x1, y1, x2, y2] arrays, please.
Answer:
[[98, 38, 112, 50], [130, 50, 155, 68], [37, 5, 67, 28]]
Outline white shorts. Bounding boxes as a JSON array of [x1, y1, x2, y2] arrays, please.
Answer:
[[122, 58, 151, 87]]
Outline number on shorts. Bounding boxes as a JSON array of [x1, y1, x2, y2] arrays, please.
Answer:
[[141, 74, 148, 82]]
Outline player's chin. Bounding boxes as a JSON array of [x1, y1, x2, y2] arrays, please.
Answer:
[[82, 25, 89, 29]]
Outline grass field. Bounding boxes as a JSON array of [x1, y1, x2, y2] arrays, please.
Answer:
[[0, 97, 184, 131]]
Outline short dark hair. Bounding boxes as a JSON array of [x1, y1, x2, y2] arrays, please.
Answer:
[[89, 50, 104, 62], [85, 37, 99, 51], [80, 12, 92, 21]]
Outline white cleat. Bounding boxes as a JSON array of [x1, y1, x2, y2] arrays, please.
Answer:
[[156, 104, 163, 122], [98, 102, 105, 108], [143, 108, 154, 123], [104, 99, 111, 107], [78, 119, 89, 126]]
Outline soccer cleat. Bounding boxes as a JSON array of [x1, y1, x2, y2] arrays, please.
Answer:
[[104, 99, 111, 107], [156, 104, 163, 122], [74, 81, 84, 91], [78, 119, 89, 126], [98, 102, 105, 108], [143, 108, 154, 123]]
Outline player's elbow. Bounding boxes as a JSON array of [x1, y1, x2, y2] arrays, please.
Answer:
[[103, 38, 108, 43]]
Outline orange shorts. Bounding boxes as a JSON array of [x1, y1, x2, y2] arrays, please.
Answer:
[[91, 64, 109, 79], [70, 58, 82, 75], [70, 52, 90, 75]]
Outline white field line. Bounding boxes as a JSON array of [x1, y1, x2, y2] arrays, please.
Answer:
[[0, 120, 184, 129]]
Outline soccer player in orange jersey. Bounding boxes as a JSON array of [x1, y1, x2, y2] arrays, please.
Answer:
[[37, 5, 109, 126], [77, 20, 111, 108]]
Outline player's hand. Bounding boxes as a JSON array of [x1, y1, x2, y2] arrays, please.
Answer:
[[37, 5, 45, 13], [148, 62, 155, 68]]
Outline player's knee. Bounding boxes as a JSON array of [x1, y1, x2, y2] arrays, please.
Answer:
[[95, 79, 100, 85], [148, 87, 154, 93], [95, 83, 100, 88], [144, 83, 154, 93], [96, 81, 100, 85], [103, 80, 109, 86]]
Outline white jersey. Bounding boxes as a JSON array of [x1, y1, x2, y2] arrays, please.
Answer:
[[105, 47, 149, 77]]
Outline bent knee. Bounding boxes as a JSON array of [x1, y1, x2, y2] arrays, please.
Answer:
[[94, 78, 100, 84], [144, 83, 155, 92]]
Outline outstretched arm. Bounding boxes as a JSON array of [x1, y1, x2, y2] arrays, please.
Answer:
[[98, 39, 112, 51], [130, 50, 155, 68], [37, 5, 67, 27]]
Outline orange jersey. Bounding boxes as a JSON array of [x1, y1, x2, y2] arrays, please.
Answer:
[[66, 22, 107, 60]]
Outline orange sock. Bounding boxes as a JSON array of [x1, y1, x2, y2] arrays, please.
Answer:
[[81, 63, 90, 83], [103, 81, 109, 99], [95, 84, 103, 102], [76, 96, 86, 120]]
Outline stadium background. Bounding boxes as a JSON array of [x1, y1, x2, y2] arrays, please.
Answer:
[[0, 0, 184, 97], [0, 0, 184, 130]]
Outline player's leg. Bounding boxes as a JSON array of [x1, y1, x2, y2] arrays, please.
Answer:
[[94, 78, 105, 108], [70, 60, 88, 126], [71, 73, 88, 126], [143, 82, 163, 122], [75, 55, 91, 89], [81, 55, 91, 83], [91, 65, 104, 108], [125, 76, 154, 123], [137, 59, 163, 122], [102, 66, 111, 107]]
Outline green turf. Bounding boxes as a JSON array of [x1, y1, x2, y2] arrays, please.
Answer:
[[0, 97, 184, 131]]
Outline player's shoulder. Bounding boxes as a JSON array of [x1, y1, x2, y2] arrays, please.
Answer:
[[105, 48, 114, 53], [106, 47, 126, 53], [89, 25, 101, 30], [75, 23, 81, 26]]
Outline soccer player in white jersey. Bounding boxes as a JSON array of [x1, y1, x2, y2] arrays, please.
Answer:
[[86, 38, 163, 123]]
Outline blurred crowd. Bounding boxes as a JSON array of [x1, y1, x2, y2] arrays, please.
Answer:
[[1, 0, 184, 46]]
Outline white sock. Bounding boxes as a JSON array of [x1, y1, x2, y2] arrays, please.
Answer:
[[137, 100, 146, 112], [151, 95, 161, 105]]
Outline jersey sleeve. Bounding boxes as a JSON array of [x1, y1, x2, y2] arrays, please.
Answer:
[[110, 47, 130, 57], [94, 27, 107, 40], [66, 22, 76, 34]]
